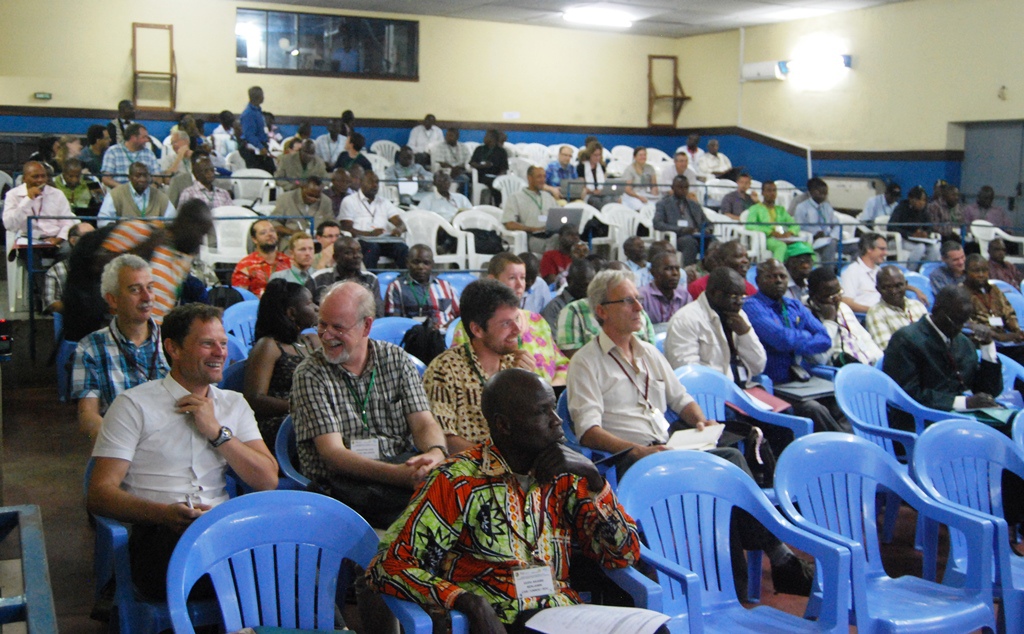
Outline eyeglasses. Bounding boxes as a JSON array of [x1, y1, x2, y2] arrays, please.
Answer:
[[601, 296, 643, 307], [317, 319, 364, 337]]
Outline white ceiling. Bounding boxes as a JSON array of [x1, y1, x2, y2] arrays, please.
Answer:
[[248, 0, 909, 37]]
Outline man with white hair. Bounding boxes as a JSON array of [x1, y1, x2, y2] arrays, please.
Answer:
[[72, 254, 169, 439], [290, 281, 448, 529], [159, 129, 193, 177]]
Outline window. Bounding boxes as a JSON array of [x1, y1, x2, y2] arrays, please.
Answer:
[[235, 9, 419, 81]]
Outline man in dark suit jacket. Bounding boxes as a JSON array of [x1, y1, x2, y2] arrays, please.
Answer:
[[884, 285, 1002, 418], [653, 175, 713, 266]]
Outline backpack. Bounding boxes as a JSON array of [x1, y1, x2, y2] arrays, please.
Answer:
[[466, 228, 505, 254], [401, 322, 447, 365]]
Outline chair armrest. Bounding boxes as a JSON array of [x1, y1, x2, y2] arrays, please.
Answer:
[[382, 595, 434, 634], [95, 515, 136, 613], [603, 566, 663, 613], [637, 548, 705, 627], [808, 364, 837, 380], [733, 388, 814, 438], [912, 494, 995, 596], [849, 420, 918, 456]]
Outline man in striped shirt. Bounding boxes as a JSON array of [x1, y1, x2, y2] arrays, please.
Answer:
[[99, 199, 214, 322]]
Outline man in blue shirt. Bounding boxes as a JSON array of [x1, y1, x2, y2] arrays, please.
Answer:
[[545, 145, 576, 198], [793, 178, 841, 264], [744, 259, 849, 433], [239, 86, 275, 173], [858, 182, 901, 225]]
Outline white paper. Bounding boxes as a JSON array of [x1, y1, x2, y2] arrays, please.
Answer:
[[526, 605, 670, 634], [666, 425, 724, 451], [350, 438, 380, 460], [907, 235, 939, 245], [812, 237, 834, 250], [397, 179, 419, 196]]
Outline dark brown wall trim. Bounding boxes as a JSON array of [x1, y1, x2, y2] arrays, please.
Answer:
[[0, 105, 962, 161]]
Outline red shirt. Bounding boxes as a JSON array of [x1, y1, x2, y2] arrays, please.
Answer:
[[231, 251, 292, 297], [539, 250, 573, 280], [687, 274, 757, 300]]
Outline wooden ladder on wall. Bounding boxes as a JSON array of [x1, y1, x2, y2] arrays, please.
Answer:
[[648, 55, 690, 128], [132, 22, 177, 111]]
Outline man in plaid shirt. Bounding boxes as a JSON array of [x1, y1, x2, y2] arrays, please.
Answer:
[[100, 123, 160, 189]]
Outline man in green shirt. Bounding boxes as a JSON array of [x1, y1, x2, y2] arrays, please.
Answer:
[[745, 180, 807, 261]]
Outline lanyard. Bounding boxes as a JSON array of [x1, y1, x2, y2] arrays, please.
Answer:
[[290, 268, 306, 285], [608, 348, 653, 409], [494, 476, 551, 563], [113, 328, 160, 383], [405, 274, 430, 310], [465, 343, 490, 387], [342, 367, 377, 432], [525, 190, 544, 212]]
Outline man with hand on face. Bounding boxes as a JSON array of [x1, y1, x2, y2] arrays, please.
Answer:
[[865, 266, 928, 351], [539, 224, 588, 286], [338, 171, 409, 269], [621, 236, 653, 288], [73, 255, 169, 439], [269, 232, 317, 294], [275, 139, 329, 191], [964, 185, 1014, 234], [231, 220, 292, 297], [3, 160, 78, 252], [884, 285, 1003, 418], [371, 368, 642, 634], [87, 304, 278, 600], [384, 244, 459, 327], [291, 282, 448, 529], [97, 162, 175, 227], [963, 254, 1024, 362], [639, 251, 691, 325], [806, 267, 883, 367], [312, 220, 342, 271], [719, 172, 760, 221], [272, 175, 334, 237], [324, 168, 351, 217], [425, 281, 540, 451]]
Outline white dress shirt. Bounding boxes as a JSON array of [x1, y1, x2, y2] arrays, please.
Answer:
[[839, 257, 881, 307], [339, 190, 400, 232], [2, 184, 77, 240], [407, 125, 444, 154], [314, 133, 347, 165], [567, 330, 695, 446], [92, 375, 262, 508], [664, 292, 766, 378]]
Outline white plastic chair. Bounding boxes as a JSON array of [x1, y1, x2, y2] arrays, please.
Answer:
[[492, 174, 527, 210], [0, 170, 13, 192], [369, 140, 400, 162], [508, 157, 533, 181], [520, 143, 549, 165], [774, 180, 800, 210], [703, 207, 739, 242], [465, 206, 527, 256], [645, 147, 672, 164], [200, 206, 260, 266], [364, 153, 391, 178], [971, 220, 1024, 264], [564, 201, 619, 258], [736, 210, 768, 262], [604, 159, 630, 178], [225, 151, 246, 173], [704, 178, 736, 209], [230, 169, 274, 206], [610, 145, 634, 164], [453, 210, 513, 269], [503, 142, 518, 158], [403, 210, 472, 269], [874, 214, 909, 263], [6, 230, 25, 312]]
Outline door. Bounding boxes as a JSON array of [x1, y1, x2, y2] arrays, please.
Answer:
[[961, 121, 1024, 229]]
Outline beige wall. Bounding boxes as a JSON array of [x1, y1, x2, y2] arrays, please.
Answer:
[[1, 0, 1021, 152], [678, 0, 1024, 151], [0, 0, 676, 127]]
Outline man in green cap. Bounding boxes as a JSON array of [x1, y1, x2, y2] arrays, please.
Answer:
[[783, 241, 815, 303], [745, 180, 808, 261]]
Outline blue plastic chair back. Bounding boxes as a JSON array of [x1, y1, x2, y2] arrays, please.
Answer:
[[275, 416, 311, 489], [903, 271, 933, 305], [745, 266, 757, 286], [920, 261, 941, 278], [617, 450, 851, 632], [166, 491, 379, 633], [369, 316, 420, 346], [1006, 291, 1024, 323], [912, 419, 1024, 624], [775, 432, 997, 634], [232, 286, 258, 301], [218, 358, 246, 391], [991, 279, 1021, 296], [376, 271, 399, 299], [408, 352, 427, 376], [445, 317, 461, 348], [997, 352, 1024, 407], [56, 335, 76, 403], [227, 333, 249, 364], [556, 391, 589, 458], [654, 330, 666, 353], [222, 300, 259, 348], [437, 272, 479, 297]]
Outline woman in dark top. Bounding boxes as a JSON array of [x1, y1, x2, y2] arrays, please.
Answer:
[[334, 131, 374, 173], [469, 129, 509, 205], [243, 279, 320, 445]]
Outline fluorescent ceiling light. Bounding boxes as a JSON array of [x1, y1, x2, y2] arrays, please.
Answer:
[[563, 7, 633, 28]]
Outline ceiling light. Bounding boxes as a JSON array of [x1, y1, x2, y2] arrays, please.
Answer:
[[563, 7, 633, 28]]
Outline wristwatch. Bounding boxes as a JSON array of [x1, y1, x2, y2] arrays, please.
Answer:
[[428, 444, 449, 458], [210, 426, 234, 448]]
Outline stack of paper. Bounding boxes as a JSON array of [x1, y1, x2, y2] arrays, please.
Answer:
[[665, 425, 724, 451]]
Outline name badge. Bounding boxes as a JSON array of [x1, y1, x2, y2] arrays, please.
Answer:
[[350, 438, 381, 460], [736, 365, 750, 383], [677, 219, 689, 227], [513, 566, 555, 599], [651, 409, 670, 434], [989, 316, 1005, 328], [538, 215, 548, 223]]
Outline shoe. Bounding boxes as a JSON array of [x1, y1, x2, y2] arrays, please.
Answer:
[[771, 555, 814, 596]]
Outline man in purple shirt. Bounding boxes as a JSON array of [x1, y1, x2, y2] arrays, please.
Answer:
[[963, 185, 1014, 233], [639, 251, 691, 324]]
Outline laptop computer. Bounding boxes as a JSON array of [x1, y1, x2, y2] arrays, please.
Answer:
[[544, 207, 584, 233]]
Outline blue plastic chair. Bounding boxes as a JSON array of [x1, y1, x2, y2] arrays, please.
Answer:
[[616, 450, 851, 633], [920, 261, 942, 279], [834, 363, 972, 543], [437, 271, 479, 297], [1005, 291, 1024, 325], [165, 490, 427, 633], [232, 286, 258, 301], [226, 332, 249, 364], [654, 330, 667, 353], [746, 266, 758, 286], [85, 459, 220, 634], [996, 352, 1024, 408], [376, 270, 399, 299], [54, 311, 76, 402], [222, 299, 259, 349], [407, 352, 427, 376], [774, 433, 997, 634], [1014, 414, 1024, 454], [445, 317, 461, 348], [217, 358, 246, 391], [903, 271, 934, 306], [991, 279, 1021, 296], [275, 416, 311, 490], [369, 316, 420, 346], [911, 420, 1024, 633]]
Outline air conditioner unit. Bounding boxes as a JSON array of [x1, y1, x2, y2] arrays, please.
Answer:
[[741, 61, 785, 82]]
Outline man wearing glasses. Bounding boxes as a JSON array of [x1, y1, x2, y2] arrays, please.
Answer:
[[865, 266, 928, 351], [566, 268, 815, 598], [290, 281, 448, 530]]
